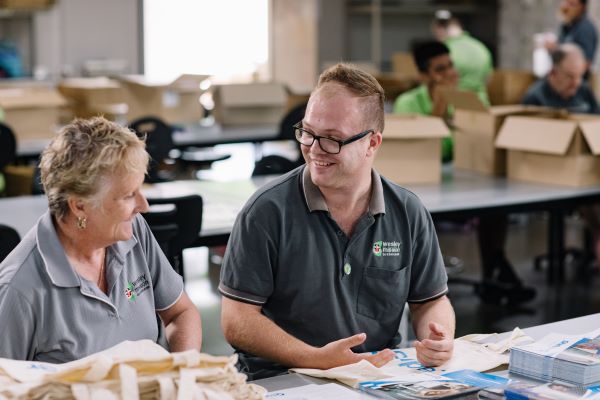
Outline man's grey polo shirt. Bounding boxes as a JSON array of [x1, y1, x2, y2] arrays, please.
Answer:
[[522, 78, 600, 114], [219, 166, 447, 376], [0, 212, 183, 362]]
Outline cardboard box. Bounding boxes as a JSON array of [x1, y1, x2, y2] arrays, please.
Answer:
[[212, 82, 287, 126], [58, 77, 127, 120], [374, 114, 449, 184], [117, 74, 210, 124], [495, 114, 600, 187], [0, 87, 67, 141], [3, 165, 34, 196], [0, 0, 54, 10], [391, 52, 420, 78], [375, 73, 420, 103], [445, 89, 550, 175], [486, 69, 536, 106]]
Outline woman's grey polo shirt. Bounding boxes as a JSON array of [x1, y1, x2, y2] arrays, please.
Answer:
[[0, 212, 183, 362], [219, 166, 447, 372]]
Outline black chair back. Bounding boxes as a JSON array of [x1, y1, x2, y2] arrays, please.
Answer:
[[143, 194, 203, 278], [0, 224, 20, 263], [0, 122, 16, 171], [129, 117, 175, 183], [252, 102, 307, 176], [279, 102, 307, 142]]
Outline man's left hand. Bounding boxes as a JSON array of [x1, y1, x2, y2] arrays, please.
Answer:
[[413, 322, 453, 367]]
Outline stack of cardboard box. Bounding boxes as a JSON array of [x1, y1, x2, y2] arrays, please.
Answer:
[[375, 114, 449, 184], [445, 89, 550, 176], [58, 77, 127, 121], [212, 82, 287, 126], [496, 113, 600, 187], [117, 74, 209, 124], [0, 86, 67, 141]]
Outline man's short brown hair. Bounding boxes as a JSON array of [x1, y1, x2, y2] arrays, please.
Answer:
[[316, 63, 385, 133]]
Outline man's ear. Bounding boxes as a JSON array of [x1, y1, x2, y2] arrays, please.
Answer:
[[367, 131, 383, 156]]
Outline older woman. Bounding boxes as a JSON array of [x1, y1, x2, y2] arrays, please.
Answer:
[[0, 117, 202, 362]]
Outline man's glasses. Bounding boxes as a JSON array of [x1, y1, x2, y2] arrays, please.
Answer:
[[293, 122, 373, 155]]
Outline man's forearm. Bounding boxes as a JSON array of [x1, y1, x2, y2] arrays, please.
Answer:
[[224, 308, 321, 368], [410, 296, 455, 340]]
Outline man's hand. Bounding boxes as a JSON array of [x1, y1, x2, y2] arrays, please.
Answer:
[[430, 83, 450, 118], [414, 322, 454, 366], [314, 333, 395, 370]]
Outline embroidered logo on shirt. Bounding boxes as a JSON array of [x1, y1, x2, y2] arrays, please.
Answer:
[[125, 274, 150, 301], [373, 241, 383, 256], [372, 240, 401, 257]]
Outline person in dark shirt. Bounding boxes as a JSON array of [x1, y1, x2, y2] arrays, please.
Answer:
[[523, 42, 600, 273], [523, 43, 600, 114], [558, 0, 597, 70]]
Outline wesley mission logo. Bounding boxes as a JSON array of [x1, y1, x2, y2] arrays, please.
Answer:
[[124, 274, 150, 301], [372, 240, 401, 257]]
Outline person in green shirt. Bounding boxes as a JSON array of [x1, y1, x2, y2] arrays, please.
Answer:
[[394, 41, 535, 306], [431, 10, 493, 105], [393, 41, 457, 162]]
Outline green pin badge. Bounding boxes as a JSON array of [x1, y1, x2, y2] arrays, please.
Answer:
[[343, 263, 351, 275]]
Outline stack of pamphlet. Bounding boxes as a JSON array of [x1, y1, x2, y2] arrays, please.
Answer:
[[509, 328, 600, 386], [358, 369, 508, 400], [503, 381, 600, 400]]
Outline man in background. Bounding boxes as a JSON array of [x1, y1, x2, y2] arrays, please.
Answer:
[[431, 9, 493, 105], [546, 0, 597, 75], [523, 43, 600, 113], [523, 43, 600, 268], [393, 41, 458, 163], [395, 41, 536, 306]]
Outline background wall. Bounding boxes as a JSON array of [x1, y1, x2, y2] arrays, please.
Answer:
[[32, 0, 139, 79], [5, 0, 600, 85]]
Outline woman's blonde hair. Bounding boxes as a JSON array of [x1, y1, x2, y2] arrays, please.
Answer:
[[40, 117, 149, 219]]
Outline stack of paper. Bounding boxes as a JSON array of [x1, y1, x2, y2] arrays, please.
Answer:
[[509, 328, 600, 386]]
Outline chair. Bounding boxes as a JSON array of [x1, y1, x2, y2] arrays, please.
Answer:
[[143, 194, 203, 279], [252, 102, 306, 176], [129, 116, 231, 182], [0, 224, 20, 263], [129, 117, 178, 183], [0, 122, 17, 195]]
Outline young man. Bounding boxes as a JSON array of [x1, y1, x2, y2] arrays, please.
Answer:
[[431, 10, 493, 105], [523, 43, 600, 113], [393, 41, 458, 162], [220, 64, 455, 380], [395, 41, 536, 306]]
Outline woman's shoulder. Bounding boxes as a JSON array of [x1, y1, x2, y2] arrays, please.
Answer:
[[0, 227, 42, 289]]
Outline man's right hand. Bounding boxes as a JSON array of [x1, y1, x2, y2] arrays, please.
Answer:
[[312, 333, 395, 370]]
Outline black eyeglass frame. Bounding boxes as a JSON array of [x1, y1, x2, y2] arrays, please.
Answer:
[[293, 122, 374, 155]]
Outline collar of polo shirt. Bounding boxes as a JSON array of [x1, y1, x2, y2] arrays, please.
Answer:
[[301, 166, 386, 215], [36, 211, 137, 288]]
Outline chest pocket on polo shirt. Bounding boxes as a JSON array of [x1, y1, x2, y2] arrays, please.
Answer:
[[357, 266, 407, 320]]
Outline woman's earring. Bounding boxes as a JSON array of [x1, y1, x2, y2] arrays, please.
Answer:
[[76, 216, 87, 230]]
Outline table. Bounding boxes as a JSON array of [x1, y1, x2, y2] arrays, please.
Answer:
[[253, 313, 600, 394], [16, 123, 279, 160], [3, 169, 600, 282]]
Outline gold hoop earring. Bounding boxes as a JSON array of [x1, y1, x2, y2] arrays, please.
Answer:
[[76, 216, 87, 230]]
